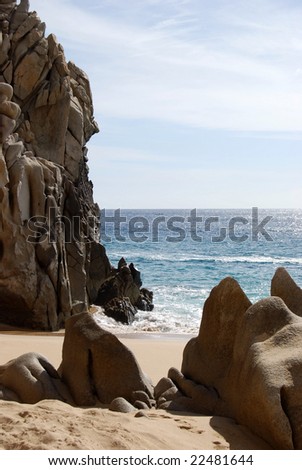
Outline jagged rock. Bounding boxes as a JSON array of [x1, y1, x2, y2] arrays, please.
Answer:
[[0, 1, 16, 20], [60, 312, 154, 406], [95, 259, 154, 323], [0, 352, 73, 404], [118, 257, 127, 270], [104, 297, 137, 325], [0, 3, 112, 330], [96, 264, 141, 306], [0, 3, 153, 330], [87, 241, 111, 303], [129, 262, 142, 287], [271, 267, 302, 317], [171, 277, 302, 449], [137, 287, 154, 312]]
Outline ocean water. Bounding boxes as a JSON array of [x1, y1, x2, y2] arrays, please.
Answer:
[[94, 208, 302, 334]]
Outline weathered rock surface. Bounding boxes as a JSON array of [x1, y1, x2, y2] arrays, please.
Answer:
[[95, 258, 154, 324], [0, 2, 154, 330], [103, 297, 137, 325], [0, 2, 112, 329], [0, 352, 72, 404], [271, 267, 302, 317], [182, 277, 252, 387], [60, 312, 154, 406], [165, 276, 302, 449]]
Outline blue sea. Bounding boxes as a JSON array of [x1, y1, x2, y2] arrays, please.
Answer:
[[94, 208, 302, 334]]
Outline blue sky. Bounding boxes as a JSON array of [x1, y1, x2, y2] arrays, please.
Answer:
[[29, 0, 302, 208]]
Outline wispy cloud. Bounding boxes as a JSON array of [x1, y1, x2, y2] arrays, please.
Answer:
[[30, 0, 302, 132]]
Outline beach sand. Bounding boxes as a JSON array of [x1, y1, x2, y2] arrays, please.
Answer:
[[0, 331, 272, 450]]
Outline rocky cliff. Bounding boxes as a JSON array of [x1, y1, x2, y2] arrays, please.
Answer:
[[0, 1, 153, 330], [0, 0, 112, 329]]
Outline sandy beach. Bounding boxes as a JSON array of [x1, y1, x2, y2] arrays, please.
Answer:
[[0, 331, 272, 450]]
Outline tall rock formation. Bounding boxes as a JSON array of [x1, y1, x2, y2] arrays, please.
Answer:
[[161, 274, 302, 449], [0, 0, 111, 329]]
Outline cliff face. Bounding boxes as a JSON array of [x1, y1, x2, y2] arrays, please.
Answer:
[[0, 0, 111, 329]]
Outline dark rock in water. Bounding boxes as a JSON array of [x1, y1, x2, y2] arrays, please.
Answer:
[[129, 262, 142, 288], [271, 267, 302, 317], [96, 264, 140, 306], [104, 297, 137, 324], [117, 257, 127, 270], [137, 287, 154, 312], [95, 258, 154, 323], [60, 312, 154, 406]]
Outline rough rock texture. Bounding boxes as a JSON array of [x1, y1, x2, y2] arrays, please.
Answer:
[[0, 1, 111, 329], [60, 312, 154, 406], [0, 352, 72, 404], [166, 276, 302, 449], [271, 267, 302, 317], [103, 297, 137, 325], [95, 258, 154, 324], [182, 277, 252, 387]]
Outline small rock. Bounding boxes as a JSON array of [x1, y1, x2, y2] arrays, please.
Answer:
[[135, 411, 149, 418], [131, 390, 152, 407], [154, 377, 175, 400], [157, 397, 167, 407], [134, 400, 149, 410], [109, 397, 136, 413]]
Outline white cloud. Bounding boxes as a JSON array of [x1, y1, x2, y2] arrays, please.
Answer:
[[29, 0, 302, 132]]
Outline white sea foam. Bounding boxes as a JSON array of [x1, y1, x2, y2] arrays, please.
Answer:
[[108, 251, 302, 265], [92, 305, 201, 334], [174, 255, 302, 264]]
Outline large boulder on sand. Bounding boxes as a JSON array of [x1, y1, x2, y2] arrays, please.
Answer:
[[167, 276, 302, 449], [60, 312, 154, 406], [271, 267, 302, 317], [182, 277, 252, 387], [226, 296, 302, 449], [0, 352, 72, 404]]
